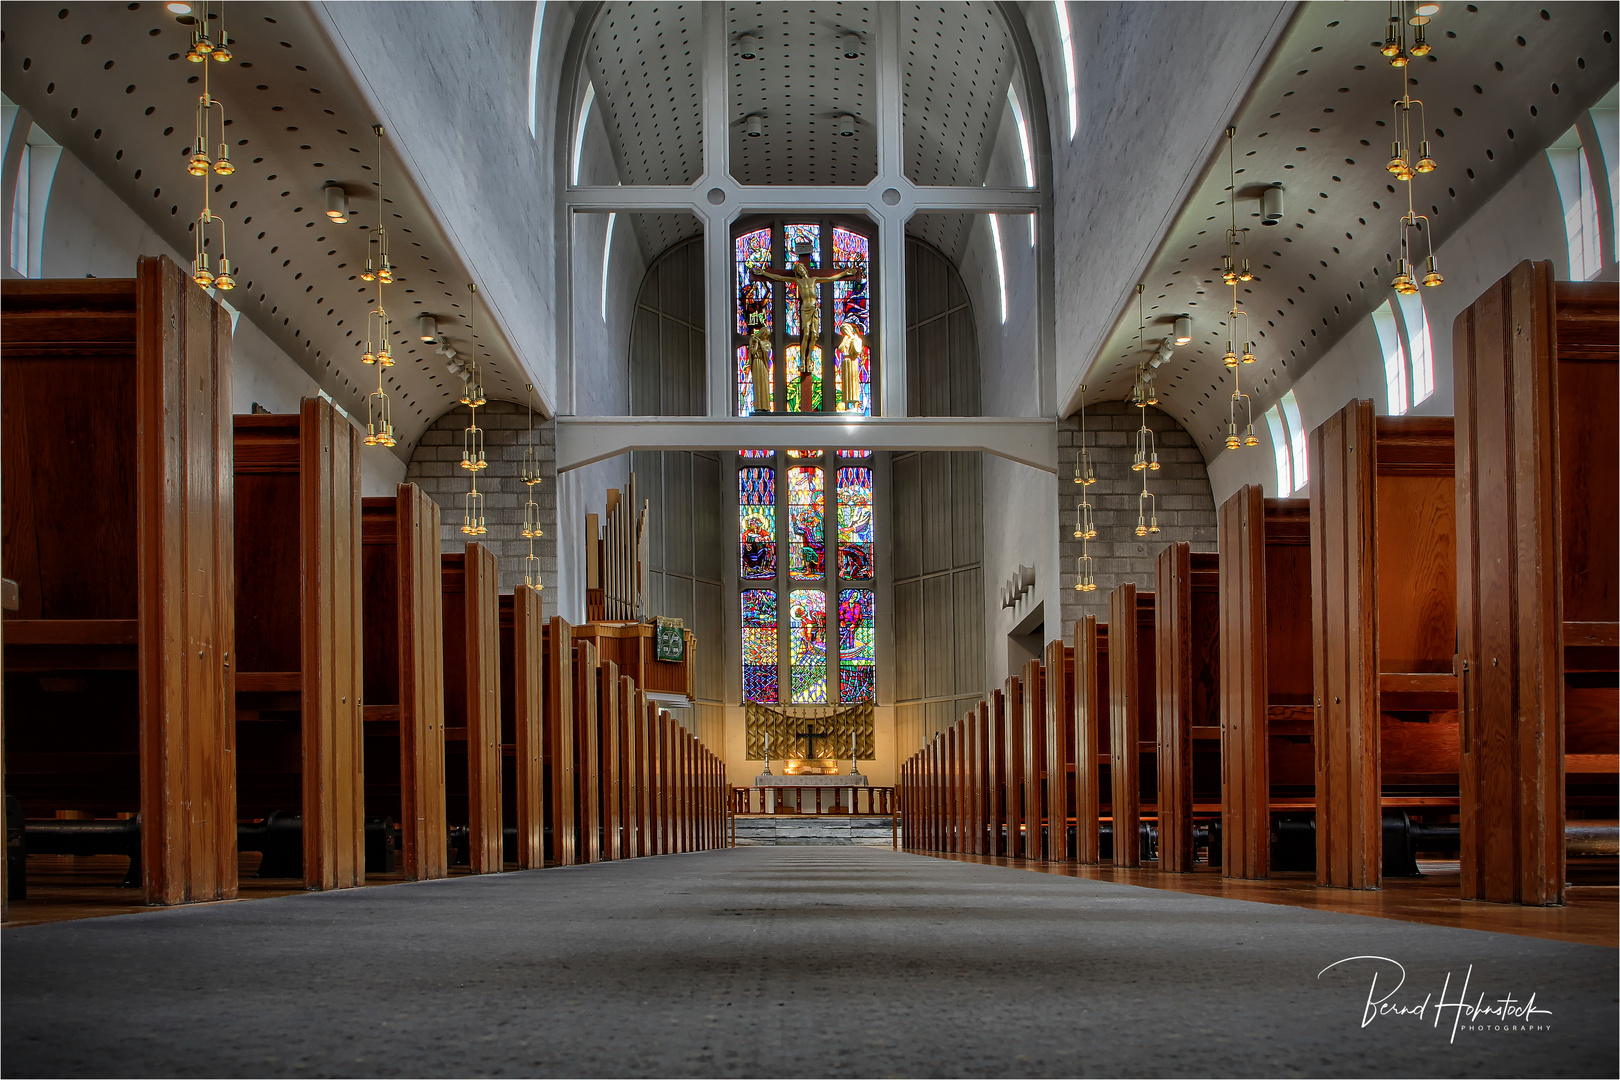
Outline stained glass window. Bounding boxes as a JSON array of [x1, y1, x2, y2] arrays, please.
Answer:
[[832, 227, 871, 415], [836, 467, 873, 580], [789, 589, 827, 704], [736, 228, 773, 415], [739, 467, 775, 580], [733, 220, 879, 708], [783, 223, 823, 413], [742, 589, 778, 704], [838, 589, 875, 703], [787, 466, 824, 580]]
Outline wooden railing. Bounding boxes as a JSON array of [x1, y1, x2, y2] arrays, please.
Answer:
[[732, 786, 894, 816]]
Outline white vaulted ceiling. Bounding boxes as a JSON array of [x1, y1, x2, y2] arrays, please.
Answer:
[[1081, 1, 1618, 454], [0, 1, 531, 452]]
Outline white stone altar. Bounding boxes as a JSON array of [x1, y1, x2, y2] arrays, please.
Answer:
[[755, 773, 869, 786]]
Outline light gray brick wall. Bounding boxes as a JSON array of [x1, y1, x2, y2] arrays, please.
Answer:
[[404, 402, 558, 612], [1057, 401, 1216, 633]]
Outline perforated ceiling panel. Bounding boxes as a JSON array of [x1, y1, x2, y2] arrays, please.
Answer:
[[0, 1, 525, 450], [906, 212, 977, 265], [627, 211, 704, 264], [901, 1, 1014, 186], [1084, 1, 1617, 454], [586, 3, 706, 186], [726, 3, 876, 186]]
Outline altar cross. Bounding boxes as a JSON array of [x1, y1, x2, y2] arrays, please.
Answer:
[[796, 725, 831, 760]]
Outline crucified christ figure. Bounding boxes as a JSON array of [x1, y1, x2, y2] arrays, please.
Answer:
[[750, 243, 863, 410]]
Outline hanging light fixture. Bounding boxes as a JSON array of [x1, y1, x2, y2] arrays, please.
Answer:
[[1379, 2, 1444, 294], [461, 282, 488, 537], [183, 1, 232, 63], [1073, 384, 1098, 593], [1217, 127, 1262, 452], [189, 33, 237, 290], [521, 384, 544, 590], [363, 125, 396, 449]]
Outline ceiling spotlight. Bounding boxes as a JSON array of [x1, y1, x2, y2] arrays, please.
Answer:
[[736, 32, 760, 60], [1261, 183, 1285, 225], [1173, 315, 1192, 345], [744, 113, 764, 138], [836, 114, 857, 137], [417, 313, 439, 343], [839, 31, 864, 59], [323, 183, 349, 223]]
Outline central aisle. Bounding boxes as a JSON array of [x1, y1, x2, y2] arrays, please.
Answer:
[[3, 847, 1613, 1078]]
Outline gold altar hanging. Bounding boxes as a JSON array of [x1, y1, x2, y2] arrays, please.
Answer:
[[745, 702, 875, 762]]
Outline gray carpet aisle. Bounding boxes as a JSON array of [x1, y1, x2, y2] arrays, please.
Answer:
[[2, 847, 1614, 1079]]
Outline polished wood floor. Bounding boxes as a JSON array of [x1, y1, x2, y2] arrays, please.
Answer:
[[915, 850, 1619, 949]]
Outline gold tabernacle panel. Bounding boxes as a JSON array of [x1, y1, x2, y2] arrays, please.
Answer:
[[746, 703, 875, 761]]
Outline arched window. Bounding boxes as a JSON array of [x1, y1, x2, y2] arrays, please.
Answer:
[[734, 218, 877, 704]]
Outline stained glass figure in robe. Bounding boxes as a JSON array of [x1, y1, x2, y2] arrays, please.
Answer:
[[735, 228, 773, 415], [787, 466, 824, 580], [738, 466, 775, 580], [836, 467, 874, 580], [838, 589, 875, 703], [741, 589, 779, 703], [790, 589, 827, 705], [831, 227, 872, 415]]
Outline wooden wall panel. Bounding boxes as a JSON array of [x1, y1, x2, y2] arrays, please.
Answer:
[[1107, 585, 1142, 867], [1310, 400, 1380, 890], [1219, 487, 1269, 879]]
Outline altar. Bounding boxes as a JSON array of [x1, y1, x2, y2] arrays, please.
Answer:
[[754, 772, 870, 787]]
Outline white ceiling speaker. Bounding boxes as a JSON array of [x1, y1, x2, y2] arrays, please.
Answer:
[[1261, 183, 1285, 226], [839, 31, 864, 59], [736, 32, 760, 60], [744, 113, 764, 138], [323, 183, 348, 223], [836, 114, 857, 137]]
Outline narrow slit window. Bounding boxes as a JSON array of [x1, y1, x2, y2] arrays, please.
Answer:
[[1281, 390, 1308, 492], [1372, 301, 1408, 416], [1263, 406, 1291, 496]]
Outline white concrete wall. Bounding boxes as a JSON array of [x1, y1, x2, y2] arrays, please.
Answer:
[[1026, 1, 1294, 416]]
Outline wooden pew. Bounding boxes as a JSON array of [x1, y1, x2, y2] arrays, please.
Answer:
[[1002, 675, 1027, 857], [1155, 543, 1221, 873], [1311, 400, 1458, 889], [1217, 489, 1313, 880], [572, 638, 603, 862], [635, 691, 655, 856], [541, 616, 577, 865], [986, 690, 1007, 854], [440, 545, 501, 873], [498, 585, 546, 870], [1454, 261, 1619, 905], [614, 674, 636, 859], [1107, 584, 1157, 867], [1044, 640, 1075, 862], [947, 720, 961, 852], [1020, 658, 1048, 860], [1072, 615, 1110, 864], [968, 702, 988, 854], [2, 257, 235, 905], [597, 659, 623, 860], [360, 484, 447, 879], [232, 399, 363, 889]]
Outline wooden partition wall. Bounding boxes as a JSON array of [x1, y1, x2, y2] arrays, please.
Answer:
[[360, 484, 447, 880], [1218, 489, 1313, 880], [1154, 543, 1221, 873], [440, 545, 501, 874], [233, 399, 364, 890], [1454, 260, 1619, 905], [1311, 400, 1458, 889], [2, 257, 235, 905], [498, 585, 546, 869], [541, 616, 578, 866]]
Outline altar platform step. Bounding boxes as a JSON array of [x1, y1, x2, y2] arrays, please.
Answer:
[[732, 815, 896, 847]]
